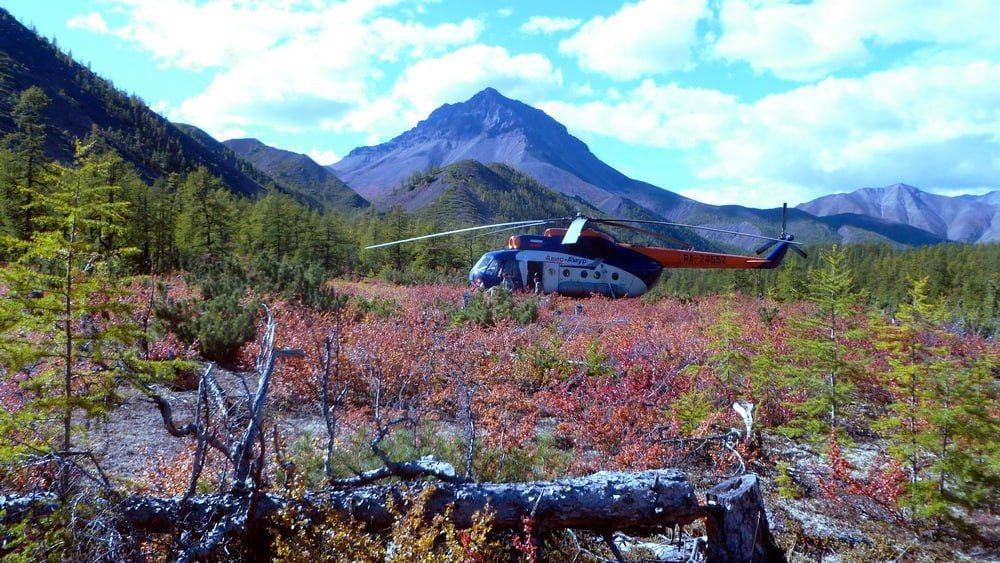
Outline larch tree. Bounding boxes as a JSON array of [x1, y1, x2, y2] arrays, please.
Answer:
[[4, 87, 52, 237], [0, 149, 16, 237], [0, 143, 173, 495], [781, 245, 864, 440], [877, 277, 999, 527], [702, 295, 752, 405], [174, 166, 234, 263]]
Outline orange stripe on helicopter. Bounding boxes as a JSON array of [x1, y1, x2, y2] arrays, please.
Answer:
[[621, 244, 773, 269], [533, 227, 773, 270]]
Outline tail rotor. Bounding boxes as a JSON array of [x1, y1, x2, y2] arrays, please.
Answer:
[[755, 203, 807, 259]]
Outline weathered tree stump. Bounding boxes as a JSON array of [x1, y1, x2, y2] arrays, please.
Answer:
[[703, 474, 786, 562]]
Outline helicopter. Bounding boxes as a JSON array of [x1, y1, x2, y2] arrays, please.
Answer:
[[366, 204, 807, 298]]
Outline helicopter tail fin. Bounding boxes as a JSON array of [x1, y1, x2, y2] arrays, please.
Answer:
[[760, 241, 790, 269]]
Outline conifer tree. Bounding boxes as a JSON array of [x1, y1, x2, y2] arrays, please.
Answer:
[[4, 87, 52, 236], [0, 143, 172, 495], [0, 149, 16, 237], [174, 166, 234, 262], [296, 210, 351, 272], [877, 277, 999, 526], [781, 245, 863, 440], [151, 172, 181, 271], [242, 191, 299, 261], [703, 295, 752, 404]]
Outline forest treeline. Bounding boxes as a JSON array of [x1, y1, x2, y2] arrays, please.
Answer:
[[655, 242, 999, 335], [1, 85, 997, 338]]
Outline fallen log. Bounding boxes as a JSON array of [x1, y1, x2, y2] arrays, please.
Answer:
[[121, 468, 701, 534], [2, 471, 784, 561]]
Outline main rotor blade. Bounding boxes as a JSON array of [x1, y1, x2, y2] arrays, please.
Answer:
[[600, 220, 691, 249], [561, 216, 589, 245], [365, 219, 556, 249], [588, 218, 804, 245], [791, 245, 808, 259], [781, 202, 788, 234], [471, 221, 553, 239]]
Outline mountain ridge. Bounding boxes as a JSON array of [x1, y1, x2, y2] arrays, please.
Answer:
[[798, 183, 998, 243], [330, 87, 948, 248], [0, 8, 281, 197], [390, 159, 717, 250], [223, 137, 368, 212]]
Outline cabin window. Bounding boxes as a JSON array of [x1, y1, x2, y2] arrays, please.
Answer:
[[593, 271, 601, 280], [562, 269, 570, 278], [580, 270, 588, 279], [611, 272, 619, 281]]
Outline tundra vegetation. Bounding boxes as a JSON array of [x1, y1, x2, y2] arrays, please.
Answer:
[[0, 87, 997, 560]]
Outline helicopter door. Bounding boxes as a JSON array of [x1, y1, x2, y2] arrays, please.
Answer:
[[526, 261, 543, 291], [543, 263, 559, 293]]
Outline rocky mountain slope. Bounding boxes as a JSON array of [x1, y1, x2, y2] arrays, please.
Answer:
[[331, 88, 944, 248], [224, 138, 368, 212], [382, 159, 714, 249], [331, 88, 699, 219], [798, 183, 998, 243], [0, 8, 281, 197]]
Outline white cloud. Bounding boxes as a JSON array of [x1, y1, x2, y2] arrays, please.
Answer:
[[520, 16, 581, 35], [84, 0, 484, 140], [333, 44, 563, 141], [571, 82, 596, 97], [713, 0, 1000, 81], [497, 7, 513, 17], [98, 0, 319, 70], [67, 12, 109, 33], [543, 62, 1000, 203], [559, 0, 709, 79], [541, 80, 737, 149], [701, 61, 1000, 198], [305, 148, 341, 165]]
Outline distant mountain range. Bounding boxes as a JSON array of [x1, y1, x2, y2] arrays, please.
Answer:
[[328, 88, 949, 248], [798, 183, 998, 243], [1, 7, 992, 247], [223, 138, 368, 211]]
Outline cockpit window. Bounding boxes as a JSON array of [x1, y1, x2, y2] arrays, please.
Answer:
[[472, 255, 500, 276]]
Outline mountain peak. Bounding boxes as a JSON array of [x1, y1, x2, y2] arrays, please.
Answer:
[[417, 86, 558, 139], [469, 86, 507, 103], [330, 87, 697, 215], [880, 183, 921, 194]]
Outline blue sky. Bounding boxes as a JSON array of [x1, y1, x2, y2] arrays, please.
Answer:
[[5, 0, 998, 206]]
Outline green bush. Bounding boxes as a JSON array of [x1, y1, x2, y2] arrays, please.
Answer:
[[155, 263, 258, 366], [194, 290, 257, 364], [450, 289, 538, 327]]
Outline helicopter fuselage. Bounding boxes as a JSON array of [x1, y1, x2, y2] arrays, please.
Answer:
[[468, 226, 792, 298], [469, 232, 661, 297]]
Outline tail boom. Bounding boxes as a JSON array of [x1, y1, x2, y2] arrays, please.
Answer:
[[624, 243, 789, 270]]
